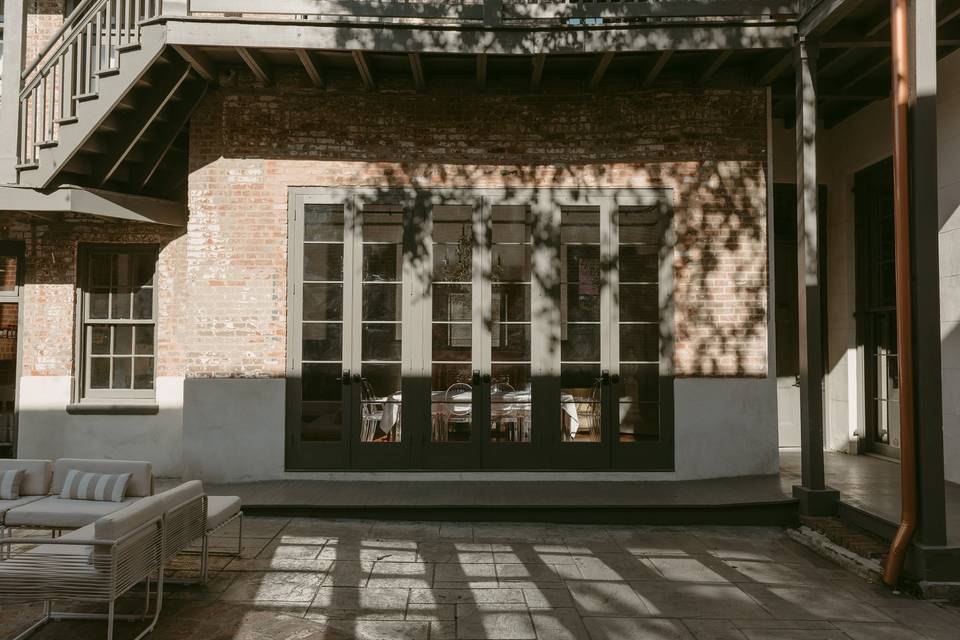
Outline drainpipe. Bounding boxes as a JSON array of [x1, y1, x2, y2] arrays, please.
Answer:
[[882, 0, 917, 587]]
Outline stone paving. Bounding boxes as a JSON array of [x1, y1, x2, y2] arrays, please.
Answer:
[[1, 517, 959, 639]]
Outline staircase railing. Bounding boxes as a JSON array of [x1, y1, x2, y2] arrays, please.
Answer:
[[17, 0, 164, 167]]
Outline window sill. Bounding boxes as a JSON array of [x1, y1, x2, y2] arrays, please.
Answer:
[[66, 402, 160, 416]]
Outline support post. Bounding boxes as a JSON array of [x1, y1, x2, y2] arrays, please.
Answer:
[[906, 0, 946, 550], [792, 35, 838, 516], [0, 0, 27, 184]]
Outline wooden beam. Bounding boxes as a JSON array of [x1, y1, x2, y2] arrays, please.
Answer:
[[588, 51, 615, 91], [136, 81, 209, 192], [172, 44, 218, 84], [939, 0, 960, 27], [530, 53, 546, 92], [409, 53, 425, 92], [296, 48, 325, 88], [841, 53, 889, 90], [0, 185, 187, 226], [696, 49, 732, 85], [800, 0, 868, 36], [353, 51, 376, 91], [641, 50, 672, 88], [476, 53, 487, 89], [165, 20, 796, 55], [236, 47, 273, 85]]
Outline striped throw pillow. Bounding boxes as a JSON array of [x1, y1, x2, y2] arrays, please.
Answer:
[[0, 469, 26, 500], [59, 470, 131, 503]]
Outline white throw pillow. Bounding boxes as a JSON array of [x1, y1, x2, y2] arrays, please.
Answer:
[[60, 469, 131, 502], [0, 468, 25, 500]]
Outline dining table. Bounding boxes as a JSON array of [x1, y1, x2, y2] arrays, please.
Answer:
[[377, 390, 582, 438]]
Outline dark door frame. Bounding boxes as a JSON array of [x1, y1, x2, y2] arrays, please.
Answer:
[[0, 240, 25, 459]]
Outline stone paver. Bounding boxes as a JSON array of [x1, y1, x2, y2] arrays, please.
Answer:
[[0, 518, 956, 640]]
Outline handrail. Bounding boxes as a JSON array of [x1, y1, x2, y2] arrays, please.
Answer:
[[21, 0, 100, 81]]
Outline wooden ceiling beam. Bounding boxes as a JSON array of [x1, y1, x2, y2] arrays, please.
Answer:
[[171, 44, 218, 84], [696, 49, 732, 85], [588, 51, 615, 91], [409, 53, 426, 92], [530, 53, 546, 92], [353, 51, 376, 91], [236, 46, 273, 85], [641, 50, 672, 89], [476, 53, 487, 89], [296, 49, 325, 88]]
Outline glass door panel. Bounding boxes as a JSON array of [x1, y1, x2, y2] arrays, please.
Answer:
[[430, 205, 478, 445], [559, 207, 603, 444], [301, 203, 347, 444], [489, 205, 533, 444], [359, 206, 404, 444]]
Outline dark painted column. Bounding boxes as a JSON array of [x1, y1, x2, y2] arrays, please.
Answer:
[[907, 0, 947, 549], [792, 36, 838, 516]]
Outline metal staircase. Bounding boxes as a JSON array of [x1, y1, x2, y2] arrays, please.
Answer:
[[13, 0, 207, 199]]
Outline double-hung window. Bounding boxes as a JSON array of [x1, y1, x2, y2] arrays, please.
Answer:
[[77, 245, 157, 401]]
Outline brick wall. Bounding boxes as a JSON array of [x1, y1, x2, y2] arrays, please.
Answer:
[[189, 70, 769, 378], [0, 214, 183, 377], [25, 1, 65, 70]]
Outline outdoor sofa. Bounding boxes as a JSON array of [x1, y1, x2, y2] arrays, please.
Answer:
[[0, 458, 243, 639]]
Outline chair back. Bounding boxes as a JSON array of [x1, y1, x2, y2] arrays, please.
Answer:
[[53, 459, 153, 497], [0, 459, 51, 496], [446, 383, 471, 417]]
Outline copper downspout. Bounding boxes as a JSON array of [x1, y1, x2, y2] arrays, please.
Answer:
[[883, 0, 918, 587]]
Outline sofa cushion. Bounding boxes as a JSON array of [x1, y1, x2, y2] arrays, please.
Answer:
[[0, 469, 25, 500], [60, 469, 131, 502], [53, 459, 152, 498], [0, 495, 46, 522], [3, 495, 141, 529], [94, 494, 165, 541], [0, 459, 52, 496], [207, 495, 242, 532]]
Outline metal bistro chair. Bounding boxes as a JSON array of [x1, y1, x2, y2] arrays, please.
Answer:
[[490, 382, 519, 441], [445, 382, 472, 441], [573, 378, 603, 442], [360, 378, 386, 442]]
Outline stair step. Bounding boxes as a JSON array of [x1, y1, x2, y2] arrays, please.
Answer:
[[76, 92, 99, 103], [95, 67, 121, 78], [15, 162, 39, 171], [54, 116, 79, 125], [37, 140, 58, 149], [117, 43, 141, 53]]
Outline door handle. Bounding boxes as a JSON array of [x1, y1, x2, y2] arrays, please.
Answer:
[[482, 373, 491, 384], [472, 370, 481, 385], [352, 373, 362, 384], [601, 370, 610, 385], [340, 369, 351, 385]]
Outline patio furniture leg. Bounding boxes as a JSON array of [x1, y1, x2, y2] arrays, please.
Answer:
[[106, 598, 115, 640], [238, 512, 244, 556], [10, 600, 50, 640], [201, 532, 209, 584]]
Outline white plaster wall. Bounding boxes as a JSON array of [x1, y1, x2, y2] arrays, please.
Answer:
[[16, 376, 184, 477], [938, 51, 960, 484], [771, 49, 960, 482]]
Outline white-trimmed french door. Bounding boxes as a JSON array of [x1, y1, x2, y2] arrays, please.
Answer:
[[287, 188, 674, 470]]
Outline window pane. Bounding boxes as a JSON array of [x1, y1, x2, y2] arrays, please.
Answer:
[[132, 287, 153, 320], [133, 253, 156, 287], [561, 323, 600, 361], [89, 290, 110, 319], [493, 283, 530, 322], [114, 325, 133, 355], [303, 284, 343, 321], [360, 362, 402, 443], [619, 284, 658, 322], [363, 244, 401, 281], [433, 284, 471, 321], [91, 326, 111, 355], [90, 254, 112, 287], [114, 255, 131, 288], [564, 285, 600, 322], [560, 208, 600, 243], [432, 363, 472, 443], [304, 204, 344, 241], [492, 324, 531, 361], [619, 402, 659, 442], [619, 246, 658, 283], [561, 364, 601, 443], [112, 357, 132, 389], [491, 245, 531, 283], [361, 209, 403, 242], [90, 358, 111, 389], [134, 326, 154, 355], [362, 323, 402, 361], [491, 364, 531, 443], [432, 324, 472, 361], [302, 402, 343, 441], [111, 289, 132, 319], [302, 363, 342, 401], [621, 363, 659, 403], [134, 357, 154, 390], [303, 323, 342, 362], [304, 244, 344, 282], [0, 256, 18, 292], [362, 363, 401, 398], [620, 324, 659, 362], [362, 284, 401, 322]]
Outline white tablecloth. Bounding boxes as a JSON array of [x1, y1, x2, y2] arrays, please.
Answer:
[[378, 391, 580, 437]]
